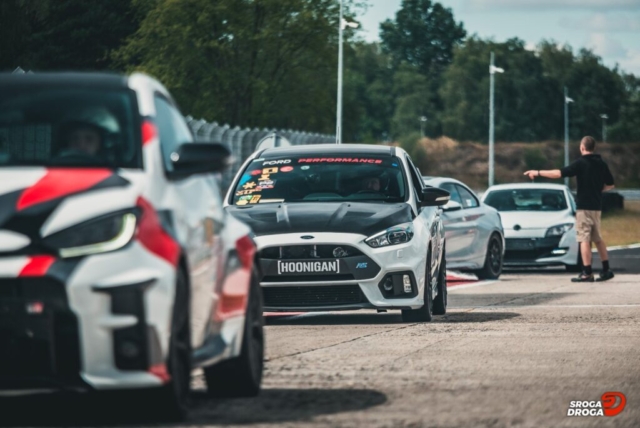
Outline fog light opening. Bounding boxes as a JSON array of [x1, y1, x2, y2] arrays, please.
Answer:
[[383, 277, 394, 292], [119, 341, 141, 359], [403, 275, 412, 293], [26, 301, 44, 315]]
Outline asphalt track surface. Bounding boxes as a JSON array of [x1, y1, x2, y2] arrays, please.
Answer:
[[2, 248, 639, 427]]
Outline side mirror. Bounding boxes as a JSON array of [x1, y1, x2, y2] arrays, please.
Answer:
[[168, 142, 233, 180], [421, 187, 450, 207], [442, 200, 462, 212]]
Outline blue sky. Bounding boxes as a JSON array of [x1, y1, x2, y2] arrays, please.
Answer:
[[357, 0, 640, 74]]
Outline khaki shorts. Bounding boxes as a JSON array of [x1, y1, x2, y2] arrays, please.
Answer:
[[576, 210, 602, 243]]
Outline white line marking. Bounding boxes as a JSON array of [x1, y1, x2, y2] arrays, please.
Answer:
[[447, 280, 497, 290], [454, 304, 640, 309], [593, 242, 640, 252]]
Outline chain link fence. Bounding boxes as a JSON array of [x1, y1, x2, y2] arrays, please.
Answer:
[[185, 116, 335, 190]]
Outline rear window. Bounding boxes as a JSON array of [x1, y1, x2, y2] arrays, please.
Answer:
[[0, 85, 141, 168], [484, 189, 568, 212], [232, 155, 407, 205]]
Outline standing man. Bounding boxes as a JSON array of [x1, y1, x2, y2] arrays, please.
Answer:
[[524, 136, 615, 282]]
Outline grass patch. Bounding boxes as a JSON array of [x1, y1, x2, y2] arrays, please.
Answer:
[[601, 201, 640, 246]]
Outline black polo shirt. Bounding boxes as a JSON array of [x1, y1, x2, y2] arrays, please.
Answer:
[[560, 154, 614, 211]]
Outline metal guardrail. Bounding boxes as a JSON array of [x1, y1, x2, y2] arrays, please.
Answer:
[[185, 116, 335, 190], [617, 189, 640, 201]]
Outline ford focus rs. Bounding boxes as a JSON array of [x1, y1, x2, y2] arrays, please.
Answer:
[[225, 144, 450, 323], [0, 72, 263, 420]]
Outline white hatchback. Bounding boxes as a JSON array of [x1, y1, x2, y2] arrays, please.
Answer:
[[482, 183, 581, 271]]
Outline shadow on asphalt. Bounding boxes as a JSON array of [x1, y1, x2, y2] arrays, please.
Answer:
[[435, 312, 520, 323], [0, 388, 387, 426], [188, 388, 387, 425], [266, 312, 403, 325], [266, 310, 523, 325], [450, 292, 575, 308]]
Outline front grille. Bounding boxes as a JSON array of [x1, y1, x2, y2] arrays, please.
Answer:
[[0, 278, 81, 378], [263, 285, 365, 307], [505, 237, 562, 262], [262, 274, 355, 283], [261, 245, 363, 260]]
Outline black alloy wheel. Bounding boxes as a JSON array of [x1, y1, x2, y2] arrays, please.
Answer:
[[475, 235, 503, 280]]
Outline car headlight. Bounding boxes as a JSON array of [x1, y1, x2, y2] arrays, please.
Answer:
[[365, 223, 414, 248], [545, 223, 573, 237], [43, 211, 138, 258]]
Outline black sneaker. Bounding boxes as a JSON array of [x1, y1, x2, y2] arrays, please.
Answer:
[[596, 270, 615, 282], [571, 273, 595, 283]]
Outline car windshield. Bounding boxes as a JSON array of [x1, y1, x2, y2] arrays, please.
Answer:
[[484, 189, 568, 212], [0, 85, 141, 168], [232, 155, 407, 205]]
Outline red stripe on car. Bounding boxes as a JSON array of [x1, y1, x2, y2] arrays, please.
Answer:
[[135, 197, 180, 267], [148, 363, 171, 383], [215, 235, 255, 321], [141, 120, 158, 146], [19, 255, 56, 277], [17, 169, 112, 211]]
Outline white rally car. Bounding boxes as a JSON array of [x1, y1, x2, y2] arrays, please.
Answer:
[[225, 144, 450, 322], [0, 72, 263, 419]]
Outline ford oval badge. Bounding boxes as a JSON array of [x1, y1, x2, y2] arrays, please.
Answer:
[[301, 235, 315, 240]]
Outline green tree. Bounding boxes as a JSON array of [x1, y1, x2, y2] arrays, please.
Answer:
[[609, 74, 640, 142], [116, 0, 355, 133], [20, 0, 141, 71], [565, 49, 625, 141], [441, 38, 563, 142], [379, 0, 466, 78]]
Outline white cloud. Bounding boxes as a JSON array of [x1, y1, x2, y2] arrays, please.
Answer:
[[524, 41, 536, 51], [464, 0, 640, 12], [560, 13, 640, 32], [587, 33, 628, 58]]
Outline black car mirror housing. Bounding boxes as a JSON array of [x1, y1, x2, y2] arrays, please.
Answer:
[[167, 142, 233, 180], [421, 187, 450, 207]]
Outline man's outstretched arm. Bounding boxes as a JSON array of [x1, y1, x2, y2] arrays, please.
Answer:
[[523, 170, 562, 180]]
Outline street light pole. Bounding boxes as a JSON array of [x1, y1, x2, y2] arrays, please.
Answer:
[[420, 116, 427, 137], [335, 0, 358, 145], [335, 0, 344, 144], [488, 52, 504, 188], [564, 87, 574, 187], [600, 114, 608, 143]]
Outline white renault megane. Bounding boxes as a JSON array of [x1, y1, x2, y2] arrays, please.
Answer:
[[481, 183, 581, 271]]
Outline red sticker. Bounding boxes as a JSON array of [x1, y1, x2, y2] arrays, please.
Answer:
[[250, 170, 262, 176], [281, 166, 294, 172]]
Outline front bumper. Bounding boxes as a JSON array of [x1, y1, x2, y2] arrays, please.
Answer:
[[254, 233, 429, 311], [0, 242, 176, 395], [503, 229, 579, 267]]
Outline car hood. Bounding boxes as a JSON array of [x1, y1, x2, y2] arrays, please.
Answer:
[[226, 202, 414, 237], [499, 210, 574, 230]]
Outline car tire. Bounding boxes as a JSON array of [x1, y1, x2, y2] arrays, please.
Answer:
[[432, 247, 447, 316], [475, 234, 503, 280], [565, 250, 583, 273], [153, 267, 192, 421], [205, 266, 264, 397], [402, 250, 434, 323]]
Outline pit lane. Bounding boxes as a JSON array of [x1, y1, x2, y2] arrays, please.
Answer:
[[2, 250, 639, 427]]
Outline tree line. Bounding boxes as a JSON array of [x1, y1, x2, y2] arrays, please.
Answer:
[[2, 0, 639, 144]]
